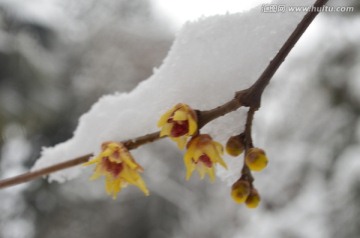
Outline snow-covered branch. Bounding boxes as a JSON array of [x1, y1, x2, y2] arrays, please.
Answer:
[[0, 0, 328, 191]]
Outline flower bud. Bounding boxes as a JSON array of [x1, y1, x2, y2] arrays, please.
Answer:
[[225, 135, 244, 157], [231, 179, 250, 204], [245, 148, 268, 172], [245, 188, 261, 209]]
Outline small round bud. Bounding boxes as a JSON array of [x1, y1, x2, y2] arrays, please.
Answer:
[[226, 135, 245, 157], [245, 148, 268, 172], [245, 188, 261, 209], [231, 179, 250, 204]]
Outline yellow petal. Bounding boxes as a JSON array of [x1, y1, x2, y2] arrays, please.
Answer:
[[105, 177, 114, 195], [185, 164, 195, 180], [173, 136, 187, 150], [134, 177, 150, 196], [173, 110, 187, 121], [120, 165, 139, 184], [110, 178, 122, 199], [198, 165, 206, 179], [213, 142, 224, 155], [157, 109, 174, 127], [83, 156, 101, 166], [160, 123, 172, 137], [193, 149, 203, 163], [107, 142, 119, 149], [121, 154, 139, 170], [120, 165, 149, 196], [204, 144, 227, 169], [184, 149, 194, 166], [217, 156, 228, 169], [203, 145, 218, 162], [184, 152, 195, 180], [101, 149, 113, 157], [188, 117, 198, 135], [207, 167, 216, 182], [90, 166, 104, 180]]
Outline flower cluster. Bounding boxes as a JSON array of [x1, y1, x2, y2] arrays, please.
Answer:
[[158, 104, 227, 181], [84, 103, 268, 209], [231, 177, 261, 208], [225, 133, 269, 208]]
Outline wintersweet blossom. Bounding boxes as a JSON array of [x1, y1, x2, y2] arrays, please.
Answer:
[[183, 134, 227, 181], [84, 142, 149, 198], [157, 103, 198, 149]]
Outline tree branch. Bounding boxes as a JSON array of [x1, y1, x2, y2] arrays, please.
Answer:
[[239, 0, 329, 108], [0, 0, 328, 190], [0, 154, 92, 188]]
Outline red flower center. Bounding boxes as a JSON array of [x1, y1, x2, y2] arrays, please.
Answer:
[[170, 121, 189, 137], [103, 157, 124, 177], [198, 154, 213, 168]]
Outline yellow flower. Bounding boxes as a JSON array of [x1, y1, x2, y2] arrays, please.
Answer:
[[184, 134, 227, 181], [157, 103, 198, 149], [84, 142, 149, 199]]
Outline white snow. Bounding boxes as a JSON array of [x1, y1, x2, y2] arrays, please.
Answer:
[[152, 0, 272, 29], [32, 0, 315, 182]]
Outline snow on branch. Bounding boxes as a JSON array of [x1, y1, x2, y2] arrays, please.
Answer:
[[0, 0, 326, 201]]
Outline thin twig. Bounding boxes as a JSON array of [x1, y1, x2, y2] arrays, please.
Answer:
[[239, 0, 329, 108], [244, 107, 256, 151], [0, 0, 328, 190], [240, 107, 257, 184], [0, 154, 92, 189]]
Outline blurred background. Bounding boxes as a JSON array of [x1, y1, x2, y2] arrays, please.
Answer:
[[0, 0, 360, 237]]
